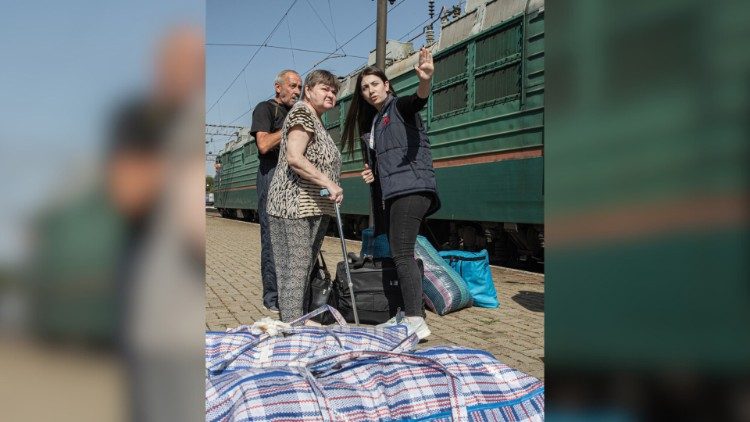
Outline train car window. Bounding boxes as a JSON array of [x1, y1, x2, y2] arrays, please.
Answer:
[[473, 20, 523, 108], [431, 46, 468, 119], [476, 23, 522, 68], [433, 47, 467, 85], [475, 63, 521, 105], [433, 81, 467, 117]]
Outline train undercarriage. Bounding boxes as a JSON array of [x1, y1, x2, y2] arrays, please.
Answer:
[[215, 207, 544, 272]]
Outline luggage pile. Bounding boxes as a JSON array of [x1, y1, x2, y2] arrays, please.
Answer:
[[360, 230, 500, 315], [206, 306, 545, 421], [304, 250, 418, 326]]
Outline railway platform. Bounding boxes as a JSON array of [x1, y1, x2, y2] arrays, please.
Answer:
[[206, 210, 545, 380]]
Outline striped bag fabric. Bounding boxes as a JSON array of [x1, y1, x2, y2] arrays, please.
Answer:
[[206, 306, 415, 375], [415, 235, 473, 315], [409, 346, 544, 421], [206, 345, 544, 421]]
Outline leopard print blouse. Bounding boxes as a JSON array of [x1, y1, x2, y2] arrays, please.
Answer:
[[266, 102, 341, 219]]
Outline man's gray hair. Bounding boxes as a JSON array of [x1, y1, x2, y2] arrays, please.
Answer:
[[275, 69, 299, 85]]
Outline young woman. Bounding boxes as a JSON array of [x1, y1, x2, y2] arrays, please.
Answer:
[[266, 69, 343, 323], [342, 48, 440, 339]]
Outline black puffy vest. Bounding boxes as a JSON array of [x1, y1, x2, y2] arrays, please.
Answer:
[[366, 95, 440, 215]]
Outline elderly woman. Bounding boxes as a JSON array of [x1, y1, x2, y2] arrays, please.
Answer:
[[266, 69, 342, 322]]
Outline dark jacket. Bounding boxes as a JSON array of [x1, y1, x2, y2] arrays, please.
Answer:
[[364, 95, 440, 216]]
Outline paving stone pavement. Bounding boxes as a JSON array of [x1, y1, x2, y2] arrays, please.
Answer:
[[206, 211, 545, 380]]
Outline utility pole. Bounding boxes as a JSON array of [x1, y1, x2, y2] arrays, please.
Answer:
[[369, 0, 390, 233], [375, 0, 387, 70]]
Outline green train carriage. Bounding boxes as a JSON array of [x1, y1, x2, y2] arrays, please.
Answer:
[[213, 129, 259, 220], [215, 0, 544, 265]]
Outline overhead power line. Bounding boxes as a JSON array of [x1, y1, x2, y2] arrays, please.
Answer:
[[398, 17, 431, 41], [285, 18, 296, 66], [327, 0, 339, 48], [205, 132, 238, 136], [205, 123, 244, 140], [206, 0, 300, 115], [206, 43, 367, 58], [225, 0, 410, 127], [206, 123, 244, 129], [300, 0, 409, 76], [303, 0, 343, 53], [228, 106, 255, 126]]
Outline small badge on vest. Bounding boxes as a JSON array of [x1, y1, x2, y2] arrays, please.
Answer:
[[381, 114, 390, 127]]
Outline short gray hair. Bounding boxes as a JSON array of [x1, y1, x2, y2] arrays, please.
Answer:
[[301, 69, 339, 100], [275, 69, 299, 85]]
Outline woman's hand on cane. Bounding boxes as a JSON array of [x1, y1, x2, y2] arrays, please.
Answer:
[[326, 183, 344, 204]]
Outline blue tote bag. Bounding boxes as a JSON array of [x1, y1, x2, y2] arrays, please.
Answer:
[[439, 249, 499, 308]]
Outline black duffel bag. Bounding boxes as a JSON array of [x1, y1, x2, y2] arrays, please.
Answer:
[[332, 256, 424, 325], [303, 253, 335, 324]]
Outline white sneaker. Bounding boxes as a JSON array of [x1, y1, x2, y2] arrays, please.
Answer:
[[377, 315, 431, 340], [377, 315, 400, 328], [402, 316, 431, 340]]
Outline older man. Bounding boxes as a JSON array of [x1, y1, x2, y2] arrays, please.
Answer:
[[250, 69, 301, 312]]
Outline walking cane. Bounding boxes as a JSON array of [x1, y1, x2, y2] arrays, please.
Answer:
[[320, 188, 360, 325]]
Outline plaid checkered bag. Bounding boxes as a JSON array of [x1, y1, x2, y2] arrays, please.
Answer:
[[415, 235, 474, 315], [409, 346, 544, 421], [206, 344, 544, 421], [206, 305, 416, 375]]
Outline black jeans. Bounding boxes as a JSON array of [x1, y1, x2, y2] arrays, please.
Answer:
[[257, 156, 278, 308], [383, 193, 432, 317]]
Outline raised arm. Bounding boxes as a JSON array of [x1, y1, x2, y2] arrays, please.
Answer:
[[414, 47, 434, 99]]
